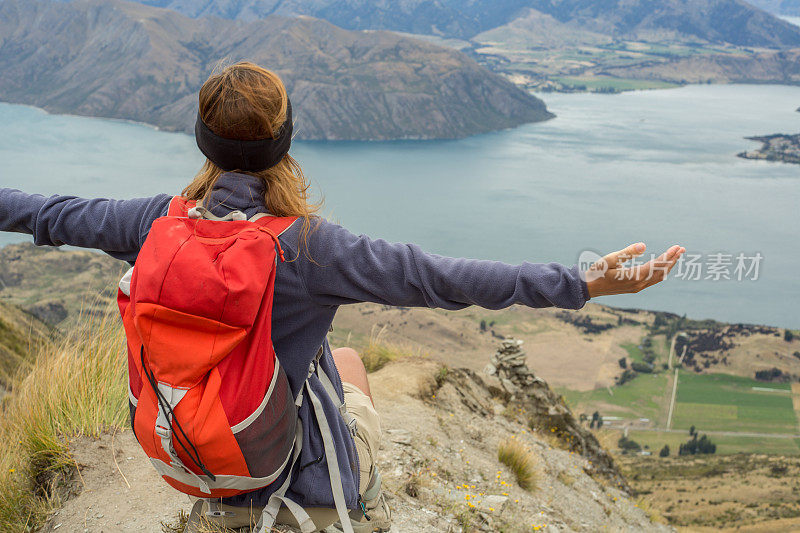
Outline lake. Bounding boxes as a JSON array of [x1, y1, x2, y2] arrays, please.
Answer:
[[781, 15, 800, 26], [0, 84, 798, 328]]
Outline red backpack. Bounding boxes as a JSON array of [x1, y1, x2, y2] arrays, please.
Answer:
[[117, 197, 298, 499]]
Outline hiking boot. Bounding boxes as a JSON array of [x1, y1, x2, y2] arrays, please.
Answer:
[[185, 499, 230, 533], [330, 471, 392, 533], [185, 499, 271, 533], [185, 498, 342, 533]]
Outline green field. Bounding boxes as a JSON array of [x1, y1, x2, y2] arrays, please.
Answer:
[[562, 369, 800, 455], [672, 371, 797, 435], [620, 342, 645, 363], [560, 372, 670, 425]]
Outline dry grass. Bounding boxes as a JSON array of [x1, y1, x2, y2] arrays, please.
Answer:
[[359, 326, 420, 373], [619, 453, 800, 529], [497, 437, 538, 491], [0, 303, 128, 532], [635, 496, 667, 525], [161, 510, 190, 532]]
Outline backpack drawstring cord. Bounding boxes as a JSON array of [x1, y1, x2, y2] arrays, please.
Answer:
[[140, 346, 217, 481], [258, 226, 286, 262]]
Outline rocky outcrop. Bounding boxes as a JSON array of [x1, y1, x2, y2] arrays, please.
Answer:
[[0, 0, 553, 141], [738, 133, 800, 164], [367, 356, 665, 532], [484, 339, 630, 492]]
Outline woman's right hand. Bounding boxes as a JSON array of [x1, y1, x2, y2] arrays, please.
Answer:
[[586, 243, 685, 298]]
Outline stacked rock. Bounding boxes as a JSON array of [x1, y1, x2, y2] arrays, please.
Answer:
[[484, 338, 540, 397], [482, 337, 632, 493]]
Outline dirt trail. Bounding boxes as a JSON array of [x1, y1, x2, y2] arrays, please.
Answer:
[[41, 430, 187, 532]]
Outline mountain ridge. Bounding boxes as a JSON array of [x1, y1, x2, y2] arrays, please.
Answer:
[[747, 0, 800, 16], [131, 0, 800, 47], [0, 0, 553, 140]]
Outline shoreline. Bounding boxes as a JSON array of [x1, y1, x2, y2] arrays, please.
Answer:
[[2, 81, 798, 142], [737, 133, 800, 165]]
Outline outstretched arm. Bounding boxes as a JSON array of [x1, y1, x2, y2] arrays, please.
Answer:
[[0, 188, 171, 263], [297, 220, 590, 311]]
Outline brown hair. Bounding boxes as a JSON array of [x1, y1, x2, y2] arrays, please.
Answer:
[[182, 61, 320, 257]]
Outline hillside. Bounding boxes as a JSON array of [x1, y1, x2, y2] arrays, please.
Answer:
[[0, 244, 126, 326], [473, 8, 613, 50], [133, 0, 800, 47], [527, 0, 800, 47], [0, 300, 53, 389], [0, 0, 553, 141], [129, 0, 800, 95], [36, 358, 667, 532], [618, 452, 800, 529], [598, 48, 800, 85], [2, 244, 799, 530]]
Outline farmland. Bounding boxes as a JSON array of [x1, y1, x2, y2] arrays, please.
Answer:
[[563, 368, 800, 455], [672, 371, 797, 435]]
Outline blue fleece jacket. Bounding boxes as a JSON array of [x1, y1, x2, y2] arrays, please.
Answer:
[[0, 172, 589, 509]]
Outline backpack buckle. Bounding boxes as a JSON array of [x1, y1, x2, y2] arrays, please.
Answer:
[[155, 424, 172, 439], [347, 415, 358, 438]]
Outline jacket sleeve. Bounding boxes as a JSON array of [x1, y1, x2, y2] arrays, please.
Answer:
[[297, 219, 589, 311], [0, 188, 172, 263]]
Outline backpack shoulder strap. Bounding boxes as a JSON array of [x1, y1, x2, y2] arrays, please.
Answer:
[[252, 215, 299, 237], [167, 196, 197, 217]]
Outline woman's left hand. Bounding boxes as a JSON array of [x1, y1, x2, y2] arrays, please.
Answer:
[[586, 243, 686, 298]]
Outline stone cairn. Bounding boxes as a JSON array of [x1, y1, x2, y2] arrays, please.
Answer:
[[484, 339, 542, 398], [483, 337, 631, 493]]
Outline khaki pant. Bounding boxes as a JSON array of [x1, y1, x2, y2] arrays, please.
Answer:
[[189, 382, 381, 531]]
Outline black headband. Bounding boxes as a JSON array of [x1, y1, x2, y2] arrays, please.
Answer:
[[194, 100, 293, 172]]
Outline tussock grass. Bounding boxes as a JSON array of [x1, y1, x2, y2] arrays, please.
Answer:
[[498, 437, 538, 491], [635, 496, 667, 525], [359, 326, 419, 373], [0, 306, 128, 532], [161, 510, 190, 532]]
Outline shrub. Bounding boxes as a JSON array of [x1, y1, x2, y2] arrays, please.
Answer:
[[618, 357, 627, 369], [589, 411, 603, 429], [755, 367, 788, 382], [659, 445, 670, 457], [498, 438, 537, 491], [786, 330, 794, 342], [631, 361, 654, 374], [618, 436, 642, 453], [615, 369, 637, 386], [679, 434, 717, 455]]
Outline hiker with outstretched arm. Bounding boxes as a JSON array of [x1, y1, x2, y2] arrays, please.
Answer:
[[0, 62, 685, 533]]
